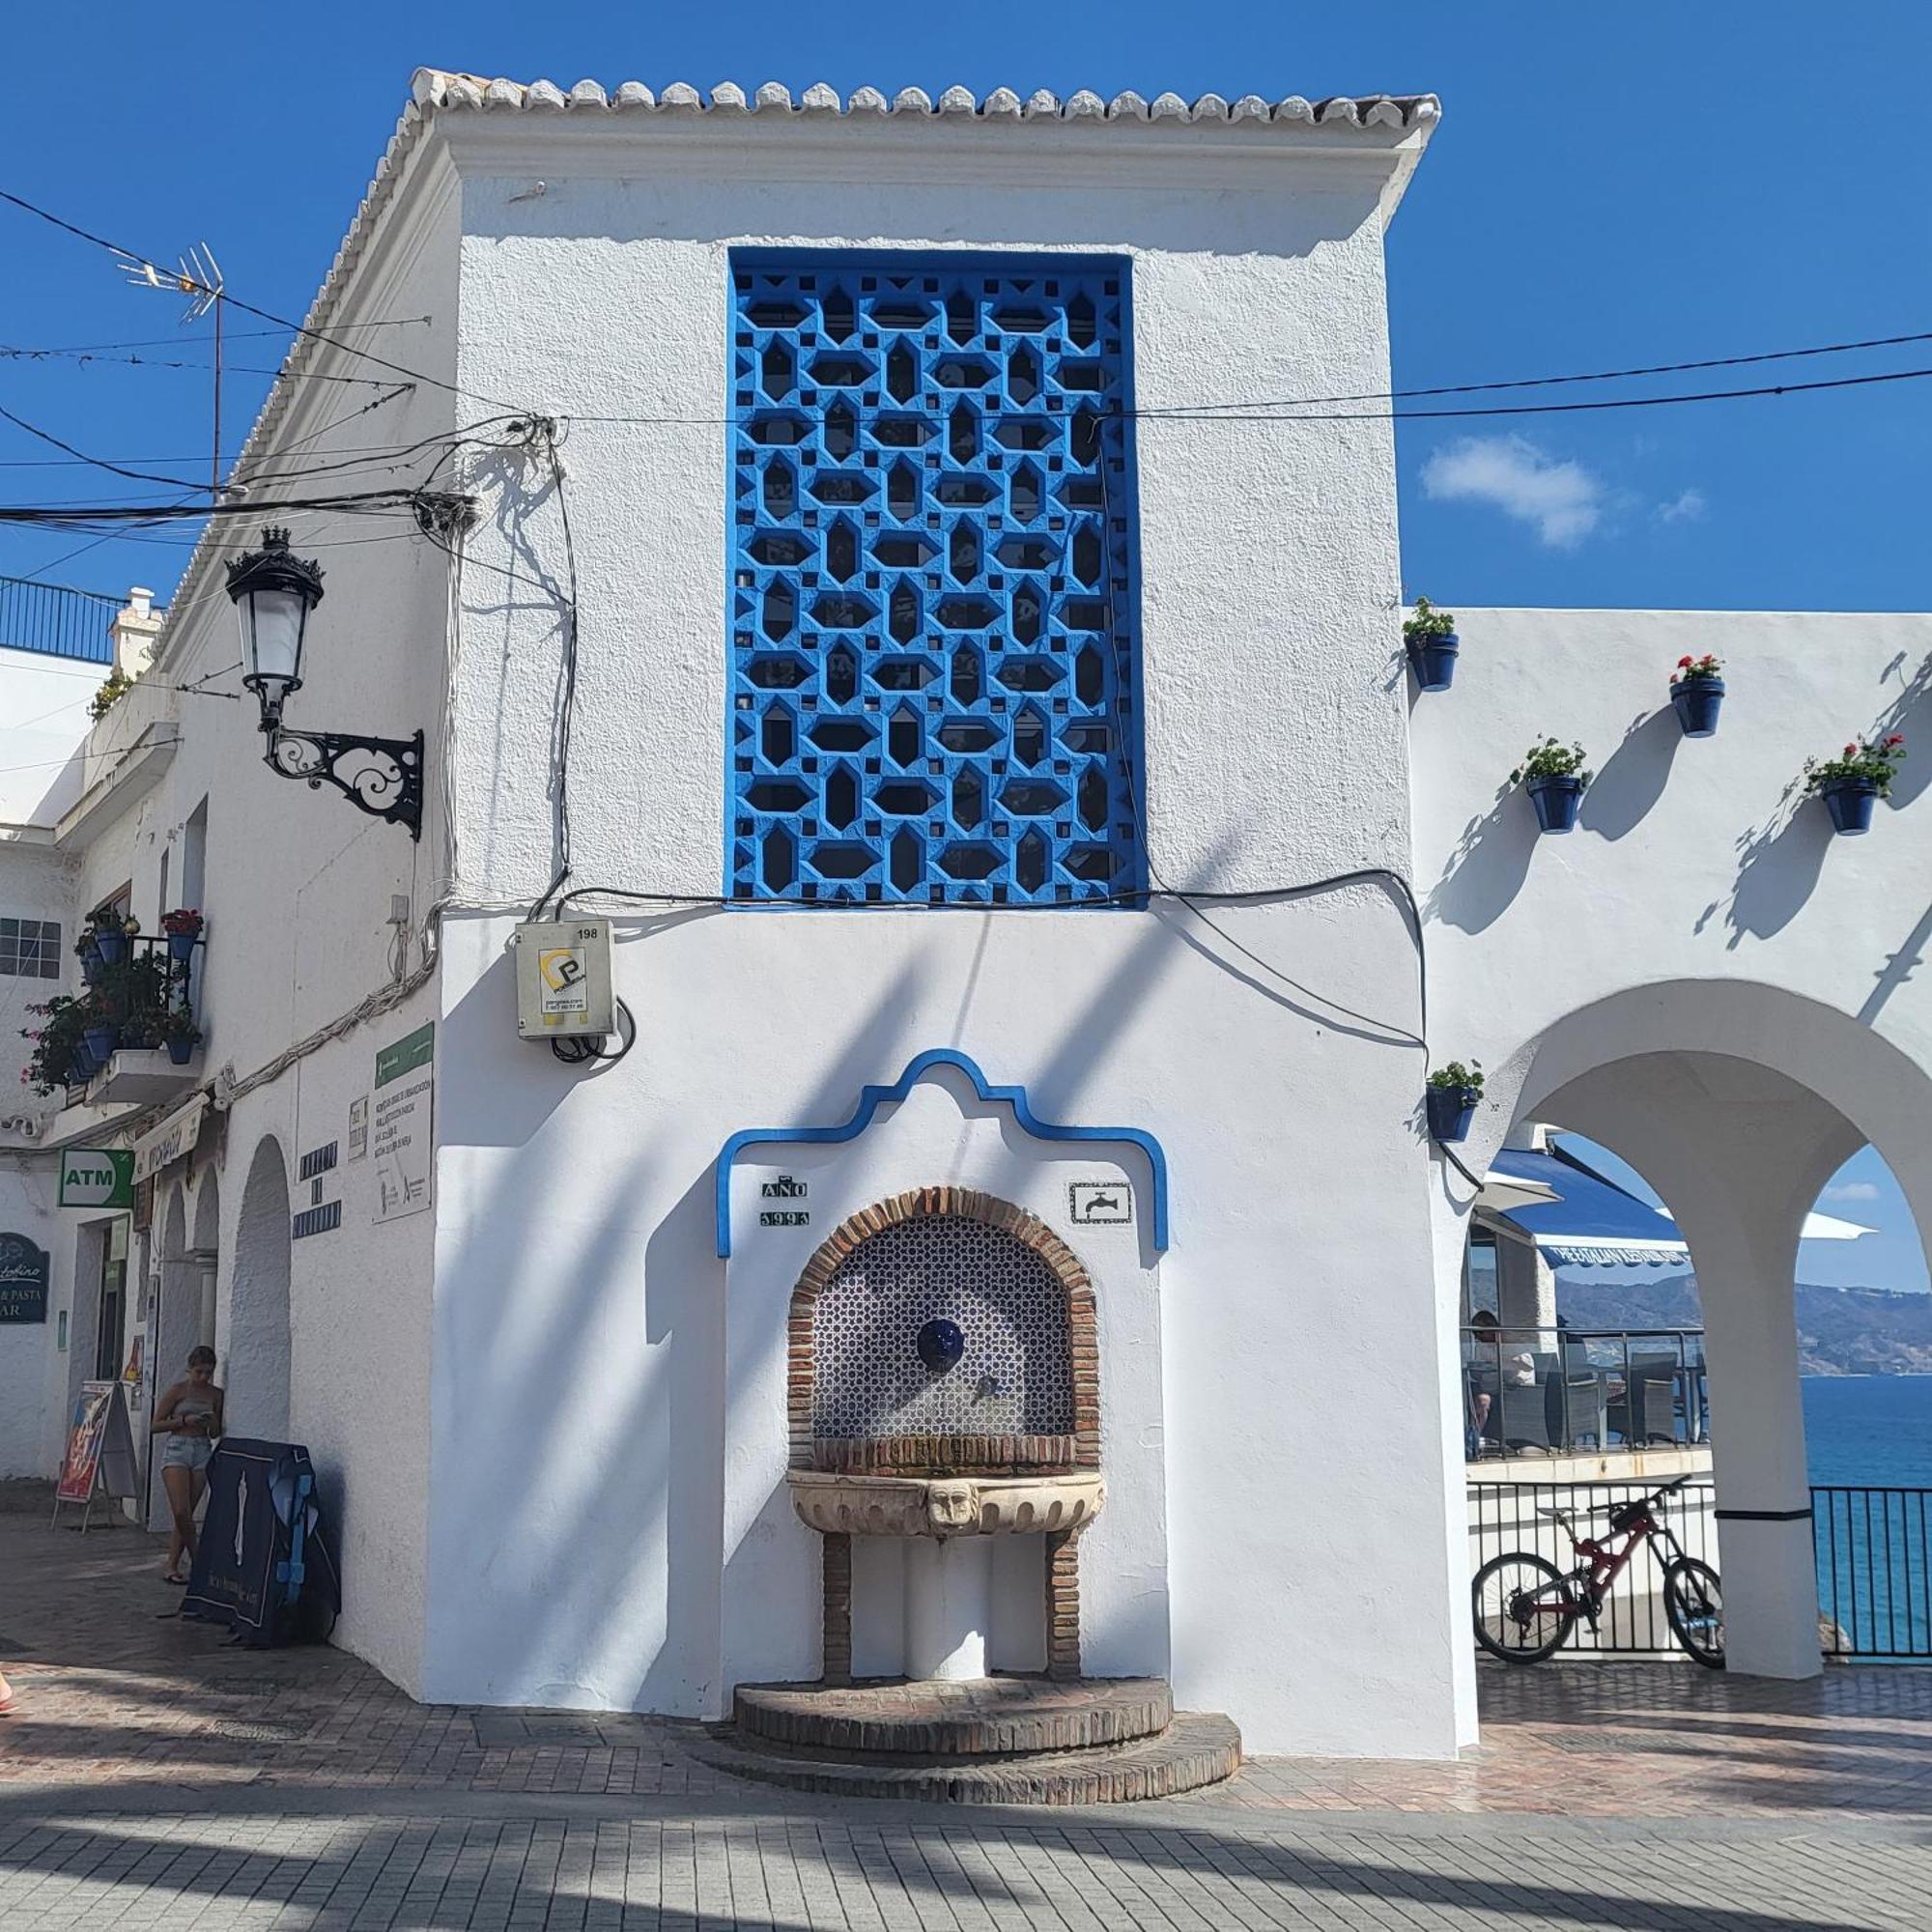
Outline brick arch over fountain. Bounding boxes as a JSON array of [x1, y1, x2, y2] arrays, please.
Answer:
[[787, 1187, 1099, 1477], [1480, 978, 1932, 1680]]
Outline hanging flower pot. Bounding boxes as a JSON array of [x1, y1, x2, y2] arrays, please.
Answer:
[[82, 1023, 120, 1064], [1804, 733, 1905, 836], [1511, 739, 1590, 834], [78, 940, 102, 986], [95, 929, 128, 966], [160, 907, 204, 963], [69, 1042, 98, 1084], [160, 1009, 202, 1066], [1669, 655, 1725, 738], [1425, 1062, 1484, 1143], [1820, 778, 1878, 836], [1526, 774, 1584, 833], [1403, 596, 1460, 693]]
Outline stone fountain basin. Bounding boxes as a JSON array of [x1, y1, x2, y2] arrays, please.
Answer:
[[787, 1468, 1104, 1538]]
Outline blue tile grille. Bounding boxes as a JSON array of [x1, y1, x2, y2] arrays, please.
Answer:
[[727, 253, 1143, 905]]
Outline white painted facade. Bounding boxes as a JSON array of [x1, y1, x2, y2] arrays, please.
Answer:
[[2, 75, 1925, 1760]]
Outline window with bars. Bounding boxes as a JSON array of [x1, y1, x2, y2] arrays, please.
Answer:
[[0, 917, 62, 980], [726, 252, 1144, 905]]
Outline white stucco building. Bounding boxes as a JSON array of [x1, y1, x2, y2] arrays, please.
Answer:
[[2, 72, 1926, 1778]]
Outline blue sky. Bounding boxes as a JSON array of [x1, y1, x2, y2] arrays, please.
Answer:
[[2, 3, 1927, 1283]]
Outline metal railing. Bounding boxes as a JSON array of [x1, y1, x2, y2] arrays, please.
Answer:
[[1463, 1326, 1707, 1460], [0, 573, 117, 662], [1469, 1478, 1932, 1660], [1468, 1475, 1718, 1655], [63, 930, 206, 1095], [1815, 1488, 1932, 1660]]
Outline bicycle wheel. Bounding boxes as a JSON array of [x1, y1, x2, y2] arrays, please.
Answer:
[[1473, 1552, 1577, 1663], [1662, 1556, 1725, 1668]]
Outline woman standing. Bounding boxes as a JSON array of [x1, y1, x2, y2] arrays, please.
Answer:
[[152, 1346, 223, 1584]]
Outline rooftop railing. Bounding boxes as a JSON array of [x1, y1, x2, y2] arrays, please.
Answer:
[[1463, 1325, 1708, 1460], [0, 573, 116, 663]]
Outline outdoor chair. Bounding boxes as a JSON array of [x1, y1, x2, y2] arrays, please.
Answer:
[[1499, 1372, 1556, 1454]]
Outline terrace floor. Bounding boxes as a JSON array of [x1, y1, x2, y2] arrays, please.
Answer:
[[4, 1508, 1931, 1926]]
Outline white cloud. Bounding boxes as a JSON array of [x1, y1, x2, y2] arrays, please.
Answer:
[[1656, 487, 1708, 525], [1824, 1180, 1881, 1203], [1419, 436, 1604, 548]]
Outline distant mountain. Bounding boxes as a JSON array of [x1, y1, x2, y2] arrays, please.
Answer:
[[1559, 1274, 1932, 1377]]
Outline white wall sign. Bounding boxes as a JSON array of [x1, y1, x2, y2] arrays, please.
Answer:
[[1068, 1180, 1132, 1225], [132, 1094, 207, 1184], [347, 1095, 369, 1161], [372, 1022, 435, 1223]]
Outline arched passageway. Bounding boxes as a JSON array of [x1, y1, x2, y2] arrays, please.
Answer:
[[1491, 980, 1932, 1677], [228, 1136, 292, 1440]]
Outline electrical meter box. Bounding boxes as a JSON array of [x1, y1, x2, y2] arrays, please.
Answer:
[[511, 919, 615, 1040]]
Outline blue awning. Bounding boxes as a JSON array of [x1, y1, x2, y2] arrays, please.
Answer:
[[1485, 1144, 1872, 1267], [1486, 1146, 1693, 1268]]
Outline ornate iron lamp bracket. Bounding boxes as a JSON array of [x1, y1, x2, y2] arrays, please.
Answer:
[[261, 724, 424, 839]]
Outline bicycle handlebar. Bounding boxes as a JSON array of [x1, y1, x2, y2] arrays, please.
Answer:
[[1532, 1474, 1699, 1528]]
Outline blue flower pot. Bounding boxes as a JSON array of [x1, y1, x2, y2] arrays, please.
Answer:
[[1526, 773, 1584, 833], [79, 941, 103, 984], [83, 1024, 120, 1063], [166, 1036, 195, 1065], [1670, 677, 1724, 738], [70, 1045, 97, 1084], [94, 931, 128, 966], [1821, 777, 1878, 836], [1406, 632, 1459, 693], [166, 931, 198, 964], [1426, 1085, 1479, 1143]]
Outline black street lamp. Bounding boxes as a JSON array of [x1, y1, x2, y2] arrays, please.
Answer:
[[225, 527, 424, 838]]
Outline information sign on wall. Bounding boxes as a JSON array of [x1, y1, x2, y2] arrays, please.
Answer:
[[372, 1022, 435, 1223], [58, 1148, 134, 1210], [0, 1232, 50, 1323]]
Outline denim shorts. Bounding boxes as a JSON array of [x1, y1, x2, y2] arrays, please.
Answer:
[[161, 1433, 213, 1473]]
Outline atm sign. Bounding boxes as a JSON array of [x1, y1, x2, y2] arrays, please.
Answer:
[[58, 1149, 134, 1210]]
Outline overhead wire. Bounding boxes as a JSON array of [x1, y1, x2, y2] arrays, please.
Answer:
[[0, 344, 423, 387], [0, 188, 518, 410]]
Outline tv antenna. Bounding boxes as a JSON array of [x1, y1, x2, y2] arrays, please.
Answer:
[[116, 242, 225, 500]]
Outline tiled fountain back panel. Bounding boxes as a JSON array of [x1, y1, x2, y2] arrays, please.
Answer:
[[811, 1214, 1074, 1440], [726, 251, 1143, 904]]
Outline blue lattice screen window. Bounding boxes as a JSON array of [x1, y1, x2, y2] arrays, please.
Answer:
[[727, 252, 1143, 904]]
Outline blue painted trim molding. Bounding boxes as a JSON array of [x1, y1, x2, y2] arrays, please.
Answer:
[[714, 1047, 1169, 1257]]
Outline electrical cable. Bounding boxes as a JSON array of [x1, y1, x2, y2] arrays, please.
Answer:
[[0, 189, 518, 411], [1136, 326, 1932, 416], [550, 996, 637, 1066], [556, 358, 1932, 431], [1, 320, 432, 355], [0, 344, 420, 387], [0, 404, 210, 491], [1090, 436, 1429, 1050]]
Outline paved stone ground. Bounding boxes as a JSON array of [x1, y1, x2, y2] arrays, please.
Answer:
[[5, 1514, 1932, 1926]]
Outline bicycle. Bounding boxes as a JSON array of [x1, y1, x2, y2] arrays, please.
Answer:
[[1472, 1474, 1724, 1667]]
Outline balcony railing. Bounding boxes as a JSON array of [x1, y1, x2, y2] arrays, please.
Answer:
[[64, 930, 206, 1102], [1463, 1326, 1708, 1460]]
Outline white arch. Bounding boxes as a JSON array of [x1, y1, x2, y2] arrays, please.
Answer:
[[227, 1136, 292, 1440], [1472, 978, 1932, 1680]]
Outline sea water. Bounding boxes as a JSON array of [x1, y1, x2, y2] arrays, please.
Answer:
[[1804, 1375, 1932, 1485], [1804, 1376, 1932, 1654]]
